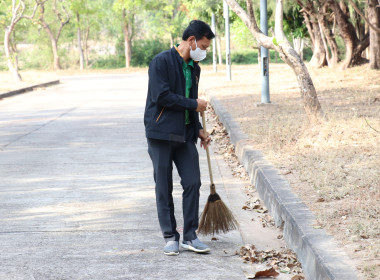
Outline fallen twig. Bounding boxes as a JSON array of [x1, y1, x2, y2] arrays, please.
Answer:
[[365, 118, 380, 134]]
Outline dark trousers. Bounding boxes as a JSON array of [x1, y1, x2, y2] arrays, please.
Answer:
[[147, 125, 201, 242]]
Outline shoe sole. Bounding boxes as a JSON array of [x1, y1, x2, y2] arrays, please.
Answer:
[[164, 251, 179, 256], [181, 243, 210, 253]]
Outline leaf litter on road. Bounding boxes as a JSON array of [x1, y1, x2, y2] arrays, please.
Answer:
[[205, 106, 304, 279]]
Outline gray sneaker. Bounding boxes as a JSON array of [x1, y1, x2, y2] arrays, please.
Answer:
[[163, 241, 179, 256], [181, 238, 210, 253]]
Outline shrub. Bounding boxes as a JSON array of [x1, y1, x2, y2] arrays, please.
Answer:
[[92, 55, 125, 69], [131, 39, 170, 67], [201, 49, 284, 65]]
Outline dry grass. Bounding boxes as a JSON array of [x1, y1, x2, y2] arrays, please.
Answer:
[[200, 63, 380, 279]]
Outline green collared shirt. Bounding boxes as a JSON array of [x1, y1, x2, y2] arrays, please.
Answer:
[[176, 44, 193, 125], [182, 59, 194, 125]]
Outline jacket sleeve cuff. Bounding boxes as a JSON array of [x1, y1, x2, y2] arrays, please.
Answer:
[[197, 120, 203, 130], [188, 99, 198, 110]]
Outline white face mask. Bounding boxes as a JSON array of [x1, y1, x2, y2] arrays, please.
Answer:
[[190, 39, 207, 61]]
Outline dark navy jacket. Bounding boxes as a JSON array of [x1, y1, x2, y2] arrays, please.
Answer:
[[144, 47, 202, 143]]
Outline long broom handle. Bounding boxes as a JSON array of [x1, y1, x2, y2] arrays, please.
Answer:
[[201, 112, 214, 186]]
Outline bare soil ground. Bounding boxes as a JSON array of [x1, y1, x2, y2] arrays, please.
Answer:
[[200, 63, 380, 279]]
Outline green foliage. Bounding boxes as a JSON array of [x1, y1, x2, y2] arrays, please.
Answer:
[[231, 50, 260, 64], [181, 0, 221, 19], [231, 18, 256, 48], [143, 0, 188, 42], [0, 0, 329, 71], [201, 49, 284, 65], [283, 3, 307, 39], [130, 39, 170, 67], [92, 55, 125, 69], [18, 27, 54, 70], [232, 49, 283, 64], [0, 47, 6, 70], [94, 37, 170, 69], [303, 47, 313, 62]]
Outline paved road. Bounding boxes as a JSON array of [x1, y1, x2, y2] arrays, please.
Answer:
[[0, 73, 249, 280]]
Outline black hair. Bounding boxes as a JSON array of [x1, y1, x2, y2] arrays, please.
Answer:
[[182, 20, 215, 41]]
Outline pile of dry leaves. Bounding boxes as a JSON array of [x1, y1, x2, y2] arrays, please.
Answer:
[[243, 195, 276, 229], [239, 244, 304, 279], [206, 108, 249, 181], [206, 107, 304, 279]]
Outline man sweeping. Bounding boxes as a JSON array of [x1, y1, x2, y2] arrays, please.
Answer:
[[144, 20, 215, 256]]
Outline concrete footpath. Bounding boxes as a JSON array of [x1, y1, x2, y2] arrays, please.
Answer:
[[0, 74, 291, 280]]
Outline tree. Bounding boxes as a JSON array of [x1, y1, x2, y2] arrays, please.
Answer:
[[2, 0, 40, 81], [318, 3, 340, 67], [38, 0, 70, 70], [367, 0, 380, 69], [113, 0, 146, 69], [69, 0, 101, 70], [348, 0, 380, 69], [225, 0, 325, 123], [327, 0, 369, 69], [144, 0, 187, 47], [182, 0, 225, 64], [296, 0, 339, 67], [69, 0, 86, 70], [283, 3, 308, 60], [295, 0, 327, 67]]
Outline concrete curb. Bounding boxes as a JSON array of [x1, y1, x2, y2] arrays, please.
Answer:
[[206, 92, 358, 280], [0, 80, 60, 100]]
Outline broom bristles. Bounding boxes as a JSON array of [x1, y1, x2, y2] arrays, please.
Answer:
[[198, 192, 238, 235]]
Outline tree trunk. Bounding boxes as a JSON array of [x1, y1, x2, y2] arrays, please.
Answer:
[[225, 0, 325, 123], [368, 0, 380, 69], [51, 38, 61, 70], [122, 8, 132, 69], [330, 0, 369, 68], [352, 33, 370, 64], [40, 21, 61, 70], [123, 29, 132, 69], [309, 18, 327, 67], [84, 27, 90, 67], [318, 4, 339, 67], [216, 34, 222, 65], [293, 37, 301, 56], [77, 13, 84, 71], [293, 37, 304, 60], [4, 26, 22, 82], [10, 31, 20, 72], [4, 0, 39, 80], [304, 13, 315, 49], [38, 1, 69, 70], [320, 17, 339, 67], [365, 7, 370, 59]]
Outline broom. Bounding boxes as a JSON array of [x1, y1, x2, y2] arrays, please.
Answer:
[[198, 112, 238, 235]]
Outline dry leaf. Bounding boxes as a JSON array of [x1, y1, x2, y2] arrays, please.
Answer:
[[291, 276, 305, 280], [254, 265, 279, 278], [238, 244, 302, 276]]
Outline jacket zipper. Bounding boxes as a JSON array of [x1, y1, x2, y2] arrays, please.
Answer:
[[156, 107, 165, 123]]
